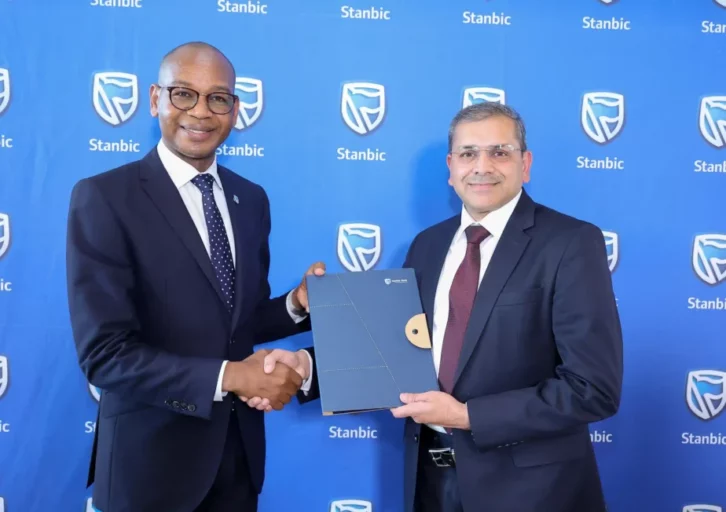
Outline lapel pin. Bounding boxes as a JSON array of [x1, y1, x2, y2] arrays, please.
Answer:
[[233, 195, 239, 204]]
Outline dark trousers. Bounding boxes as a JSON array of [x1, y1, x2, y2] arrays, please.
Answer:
[[194, 411, 258, 512], [414, 426, 464, 512]]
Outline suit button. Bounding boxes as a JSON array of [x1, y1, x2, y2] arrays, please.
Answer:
[[172, 401, 180, 408], [188, 404, 196, 412], [230, 337, 235, 344], [414, 435, 419, 442], [180, 402, 187, 409], [164, 399, 172, 406]]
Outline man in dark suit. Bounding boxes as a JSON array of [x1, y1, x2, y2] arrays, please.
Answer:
[[390, 102, 623, 512], [66, 41, 322, 512]]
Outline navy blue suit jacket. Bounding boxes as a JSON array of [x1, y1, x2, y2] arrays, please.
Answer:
[[66, 148, 319, 512], [402, 190, 622, 512]]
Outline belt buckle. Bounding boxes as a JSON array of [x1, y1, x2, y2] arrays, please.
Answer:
[[428, 447, 455, 468]]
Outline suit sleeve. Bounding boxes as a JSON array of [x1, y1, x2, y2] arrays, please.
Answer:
[[250, 186, 311, 342], [66, 178, 223, 420], [466, 223, 623, 449]]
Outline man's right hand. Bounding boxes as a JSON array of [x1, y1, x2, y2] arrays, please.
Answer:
[[222, 350, 303, 410]]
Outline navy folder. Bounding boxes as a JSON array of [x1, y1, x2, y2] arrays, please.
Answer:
[[305, 268, 439, 415]]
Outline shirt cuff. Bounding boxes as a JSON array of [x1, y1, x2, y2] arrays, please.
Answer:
[[214, 360, 229, 402], [299, 349, 313, 395], [286, 290, 308, 323]]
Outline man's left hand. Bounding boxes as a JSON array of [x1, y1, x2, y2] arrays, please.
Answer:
[[390, 391, 471, 430], [241, 349, 312, 412], [291, 261, 326, 312]]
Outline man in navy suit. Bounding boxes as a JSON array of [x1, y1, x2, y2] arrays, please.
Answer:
[[66, 42, 322, 512], [390, 102, 623, 512]]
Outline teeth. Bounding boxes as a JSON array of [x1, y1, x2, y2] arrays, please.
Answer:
[[187, 129, 206, 134]]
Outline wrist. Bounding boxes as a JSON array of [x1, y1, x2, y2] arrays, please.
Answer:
[[297, 350, 311, 380], [222, 361, 244, 395], [290, 289, 303, 311], [458, 402, 471, 430]]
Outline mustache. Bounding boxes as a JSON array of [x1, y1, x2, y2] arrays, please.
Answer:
[[465, 173, 502, 185]]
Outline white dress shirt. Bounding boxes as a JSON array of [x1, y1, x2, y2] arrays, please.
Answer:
[[156, 140, 313, 402], [427, 190, 522, 433]]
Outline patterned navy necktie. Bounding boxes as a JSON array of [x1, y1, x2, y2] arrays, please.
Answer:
[[191, 173, 235, 312]]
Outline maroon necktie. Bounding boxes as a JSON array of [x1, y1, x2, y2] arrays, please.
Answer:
[[438, 225, 490, 395]]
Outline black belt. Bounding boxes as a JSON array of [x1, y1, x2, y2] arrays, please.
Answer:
[[420, 426, 456, 468]]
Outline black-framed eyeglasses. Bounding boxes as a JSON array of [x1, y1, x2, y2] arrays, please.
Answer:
[[157, 85, 238, 115]]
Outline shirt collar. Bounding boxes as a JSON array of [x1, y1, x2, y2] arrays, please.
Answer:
[[455, 189, 522, 243], [156, 139, 221, 190]]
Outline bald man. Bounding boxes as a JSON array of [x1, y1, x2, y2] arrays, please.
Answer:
[[66, 42, 322, 512]]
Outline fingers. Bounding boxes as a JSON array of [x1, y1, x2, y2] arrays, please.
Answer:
[[310, 261, 326, 276], [263, 348, 296, 374]]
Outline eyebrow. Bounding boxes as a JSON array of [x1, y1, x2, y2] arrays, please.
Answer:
[[170, 80, 233, 94]]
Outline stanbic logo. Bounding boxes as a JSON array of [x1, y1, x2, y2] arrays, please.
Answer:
[[93, 72, 138, 126]]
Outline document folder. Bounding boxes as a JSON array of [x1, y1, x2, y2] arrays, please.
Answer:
[[305, 268, 439, 415]]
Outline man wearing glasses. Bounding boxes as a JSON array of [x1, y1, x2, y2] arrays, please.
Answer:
[[390, 102, 623, 512], [66, 41, 322, 512]]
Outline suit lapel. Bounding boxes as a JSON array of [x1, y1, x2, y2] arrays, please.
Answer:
[[139, 149, 228, 308], [420, 217, 460, 336], [217, 168, 246, 329], [453, 191, 536, 388]]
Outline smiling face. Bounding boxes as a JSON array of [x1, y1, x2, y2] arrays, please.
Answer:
[[446, 115, 532, 221], [150, 45, 238, 172]]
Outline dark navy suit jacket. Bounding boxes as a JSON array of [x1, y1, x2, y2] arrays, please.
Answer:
[[402, 190, 622, 512], [66, 148, 319, 512]]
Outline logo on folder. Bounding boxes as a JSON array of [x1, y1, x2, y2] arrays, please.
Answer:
[[0, 355, 8, 399], [581, 92, 625, 144], [337, 223, 382, 272], [330, 499, 373, 512], [683, 506, 723, 512], [0, 213, 10, 260], [0, 68, 10, 116], [341, 82, 386, 135], [692, 234, 726, 285], [699, 96, 726, 148], [602, 231, 618, 273], [686, 370, 726, 421], [93, 71, 139, 126], [462, 87, 505, 108], [234, 77, 263, 130]]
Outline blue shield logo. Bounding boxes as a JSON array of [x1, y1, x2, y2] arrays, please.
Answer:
[[581, 92, 625, 144], [683, 506, 723, 512], [699, 96, 726, 148], [92, 72, 138, 126], [692, 234, 726, 285], [686, 370, 726, 421], [602, 231, 618, 272], [234, 77, 263, 130], [330, 500, 373, 512], [341, 82, 385, 135], [337, 223, 382, 272], [0, 68, 9, 115], [0, 213, 9, 260], [0, 356, 8, 399], [462, 87, 505, 108]]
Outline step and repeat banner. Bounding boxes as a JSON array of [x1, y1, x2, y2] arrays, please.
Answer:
[[1, 0, 725, 510]]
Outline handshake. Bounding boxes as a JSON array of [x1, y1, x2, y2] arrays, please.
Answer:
[[221, 348, 311, 411]]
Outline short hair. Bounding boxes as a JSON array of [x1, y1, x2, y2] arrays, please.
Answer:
[[448, 102, 528, 153], [159, 41, 236, 80]]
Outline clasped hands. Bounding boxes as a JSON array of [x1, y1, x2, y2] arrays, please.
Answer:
[[223, 261, 324, 411]]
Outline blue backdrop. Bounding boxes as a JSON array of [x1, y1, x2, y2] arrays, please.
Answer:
[[1, 1, 726, 511]]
